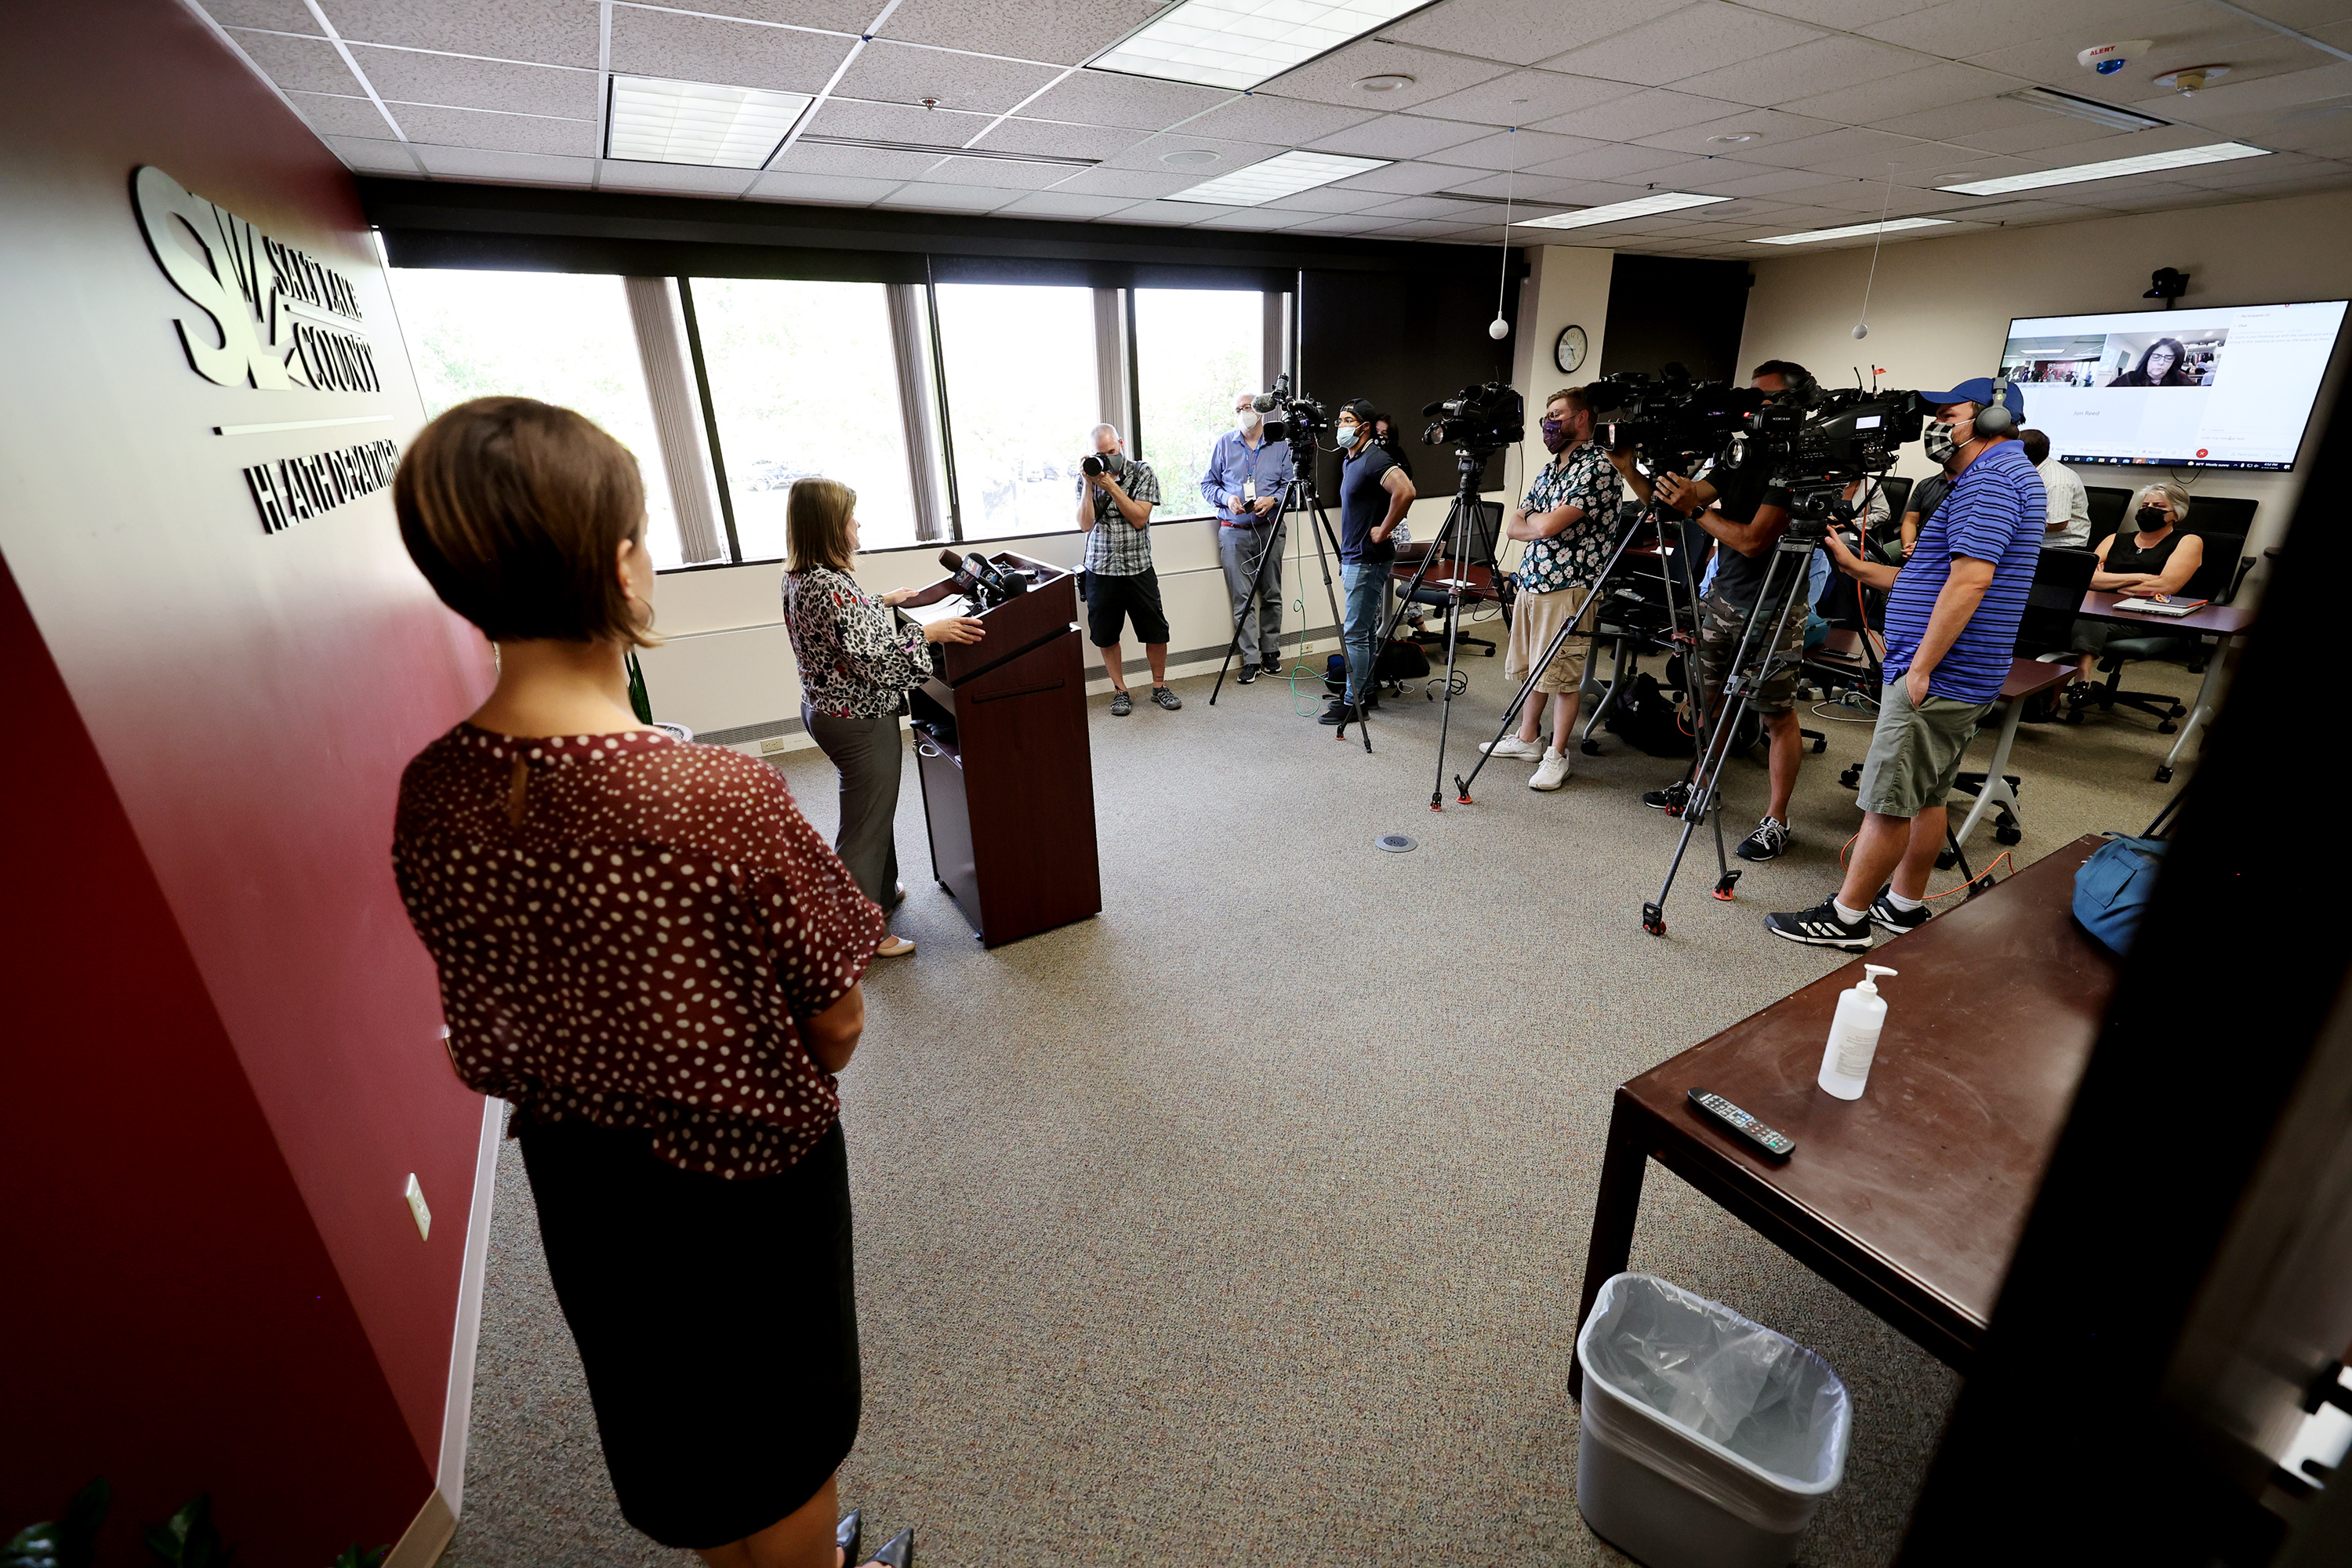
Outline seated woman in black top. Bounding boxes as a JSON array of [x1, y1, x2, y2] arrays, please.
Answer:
[[2071, 481, 2205, 683], [2106, 337, 2198, 387]]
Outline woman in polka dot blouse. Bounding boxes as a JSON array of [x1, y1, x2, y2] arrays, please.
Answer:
[[390, 397, 913, 1568]]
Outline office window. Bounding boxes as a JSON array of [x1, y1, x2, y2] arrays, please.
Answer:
[[689, 278, 920, 561], [386, 268, 688, 568], [933, 283, 1101, 541], [1134, 289, 1263, 519]]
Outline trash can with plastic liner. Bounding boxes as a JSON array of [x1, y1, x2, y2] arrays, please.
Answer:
[[1573, 1273, 1852, 1568]]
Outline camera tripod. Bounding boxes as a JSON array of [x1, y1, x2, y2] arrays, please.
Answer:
[[1207, 464, 1371, 754], [1450, 466, 1710, 806]]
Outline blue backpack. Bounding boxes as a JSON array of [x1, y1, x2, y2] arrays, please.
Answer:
[[2073, 835, 2166, 954]]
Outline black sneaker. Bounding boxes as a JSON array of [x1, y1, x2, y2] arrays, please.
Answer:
[[1318, 701, 1363, 727], [1110, 689, 1133, 717], [1152, 685, 1181, 711], [1867, 887, 1931, 935], [1764, 899, 1873, 952], [1261, 659, 1283, 678], [1642, 779, 1692, 814], [1237, 665, 1261, 684], [1735, 816, 1791, 862]]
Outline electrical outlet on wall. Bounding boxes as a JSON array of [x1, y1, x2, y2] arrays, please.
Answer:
[[403, 1173, 432, 1240]]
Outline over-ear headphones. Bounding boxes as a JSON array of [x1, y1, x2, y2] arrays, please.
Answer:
[[1973, 372, 2017, 440]]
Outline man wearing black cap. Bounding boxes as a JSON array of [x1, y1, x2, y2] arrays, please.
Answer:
[[1322, 397, 1416, 725], [1766, 376, 2045, 950]]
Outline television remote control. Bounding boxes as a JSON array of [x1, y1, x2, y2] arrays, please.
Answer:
[[1687, 1088, 1795, 1160]]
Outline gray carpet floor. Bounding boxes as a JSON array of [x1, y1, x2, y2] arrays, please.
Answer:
[[442, 644, 2202, 1567]]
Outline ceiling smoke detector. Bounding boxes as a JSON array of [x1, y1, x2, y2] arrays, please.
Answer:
[[1354, 74, 1414, 93], [2154, 64, 2230, 95]]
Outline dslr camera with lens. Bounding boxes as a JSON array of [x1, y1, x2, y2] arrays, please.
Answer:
[[1080, 451, 1127, 479]]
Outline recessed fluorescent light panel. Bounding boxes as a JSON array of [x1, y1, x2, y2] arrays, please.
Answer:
[[1094, 0, 1432, 93], [1168, 150, 1388, 206], [1756, 216, 1955, 245], [1940, 140, 2270, 196], [1998, 86, 2168, 132], [1513, 192, 1730, 230], [607, 75, 813, 168]]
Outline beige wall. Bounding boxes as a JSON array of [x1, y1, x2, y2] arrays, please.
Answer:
[[1503, 245, 1614, 501], [1737, 189, 2352, 579]]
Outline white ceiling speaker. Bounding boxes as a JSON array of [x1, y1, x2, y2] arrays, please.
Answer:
[[1160, 148, 1221, 166], [1354, 74, 1414, 93]]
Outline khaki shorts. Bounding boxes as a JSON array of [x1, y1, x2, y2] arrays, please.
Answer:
[[1695, 590, 1804, 717], [1856, 678, 1992, 817], [1504, 584, 1594, 695]]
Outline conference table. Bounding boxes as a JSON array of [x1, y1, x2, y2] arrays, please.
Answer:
[[1568, 836, 2114, 1396], [2074, 590, 2254, 782]]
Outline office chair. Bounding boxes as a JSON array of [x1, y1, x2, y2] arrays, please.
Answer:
[[1401, 498, 1505, 659], [1939, 545, 2103, 833], [2083, 484, 2134, 548], [2072, 499, 2256, 731], [1867, 474, 1913, 554]]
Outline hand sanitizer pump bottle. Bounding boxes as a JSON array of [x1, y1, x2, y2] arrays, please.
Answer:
[[1818, 964, 1898, 1101]]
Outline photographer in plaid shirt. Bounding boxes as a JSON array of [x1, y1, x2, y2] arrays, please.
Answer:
[[1074, 422, 1174, 717]]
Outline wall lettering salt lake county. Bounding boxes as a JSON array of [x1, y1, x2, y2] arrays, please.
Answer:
[[132, 165, 399, 533], [243, 439, 401, 535]]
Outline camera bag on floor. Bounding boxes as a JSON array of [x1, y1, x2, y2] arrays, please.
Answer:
[[1323, 642, 1431, 695], [1604, 672, 1696, 757]]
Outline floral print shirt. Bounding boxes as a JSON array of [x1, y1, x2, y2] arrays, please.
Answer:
[[1513, 441, 1621, 595], [783, 564, 938, 720]]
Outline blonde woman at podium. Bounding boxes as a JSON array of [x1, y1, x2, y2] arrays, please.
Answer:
[[782, 477, 983, 958]]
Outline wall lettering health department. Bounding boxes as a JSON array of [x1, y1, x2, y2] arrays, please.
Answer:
[[131, 165, 398, 535]]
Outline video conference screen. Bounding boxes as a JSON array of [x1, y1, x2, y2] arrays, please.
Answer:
[[1999, 299, 2347, 470]]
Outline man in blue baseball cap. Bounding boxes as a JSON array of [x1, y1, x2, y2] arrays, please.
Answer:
[[1765, 376, 2045, 950]]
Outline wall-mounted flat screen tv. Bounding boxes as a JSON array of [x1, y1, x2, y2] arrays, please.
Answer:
[[1998, 299, 2347, 470]]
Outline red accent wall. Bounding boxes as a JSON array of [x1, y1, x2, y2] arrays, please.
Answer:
[[0, 0, 492, 1553]]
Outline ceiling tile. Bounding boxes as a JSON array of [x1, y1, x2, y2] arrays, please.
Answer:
[[881, 0, 1142, 67], [1256, 41, 1511, 114], [1864, 93, 2056, 143], [288, 90, 395, 138], [871, 180, 1021, 211], [1526, 88, 1729, 141], [1537, 2, 1828, 89], [1634, 107, 1844, 156], [1101, 131, 1283, 172], [226, 29, 364, 94], [594, 161, 764, 194], [1685, 162, 1844, 197], [1425, 128, 1605, 172], [1860, 0, 2153, 54], [1303, 113, 1491, 161], [1189, 208, 1313, 230], [1780, 61, 2022, 125], [1171, 94, 1378, 147], [747, 169, 906, 204], [347, 44, 597, 117], [395, 103, 597, 155], [608, 8, 855, 95], [1436, 169, 1626, 203], [1018, 67, 1230, 131], [1521, 140, 1694, 180], [316, 0, 600, 67], [1280, 212, 1406, 234], [993, 190, 1139, 217], [1260, 185, 1407, 213], [201, 0, 322, 32], [1732, 125, 1929, 169], [1379, 0, 1687, 70], [322, 134, 419, 172], [1377, 220, 1490, 239], [412, 144, 597, 183], [808, 98, 996, 143], [971, 117, 1153, 160], [1117, 199, 1240, 224], [1412, 70, 1642, 129], [928, 155, 1090, 190], [1044, 165, 1204, 198], [768, 141, 952, 180], [1671, 34, 1929, 107], [666, 1, 877, 29], [1737, 0, 1938, 24], [1327, 159, 1479, 195], [835, 41, 1065, 114], [1366, 194, 1494, 220], [1948, 118, 2135, 158]]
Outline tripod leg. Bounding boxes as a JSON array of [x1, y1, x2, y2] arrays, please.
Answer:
[[1209, 512, 1283, 706], [1430, 587, 1468, 810]]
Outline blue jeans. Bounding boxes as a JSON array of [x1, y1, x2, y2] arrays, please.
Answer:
[[1340, 562, 1387, 703]]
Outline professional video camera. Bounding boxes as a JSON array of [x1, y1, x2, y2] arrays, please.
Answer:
[[1250, 372, 1330, 444], [1744, 384, 1927, 492], [1582, 364, 1764, 461], [1419, 379, 1524, 454]]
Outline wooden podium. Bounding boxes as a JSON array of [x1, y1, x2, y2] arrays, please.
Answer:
[[899, 552, 1101, 947]]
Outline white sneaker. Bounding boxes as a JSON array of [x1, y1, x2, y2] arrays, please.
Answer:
[[1530, 749, 1573, 791], [1481, 735, 1544, 760]]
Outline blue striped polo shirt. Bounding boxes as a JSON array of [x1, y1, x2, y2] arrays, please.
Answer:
[[1882, 440, 2044, 704]]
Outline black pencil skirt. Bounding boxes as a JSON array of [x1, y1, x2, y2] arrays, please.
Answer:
[[517, 1116, 861, 1550]]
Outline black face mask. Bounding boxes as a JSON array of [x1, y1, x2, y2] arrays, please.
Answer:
[[2136, 504, 2167, 528]]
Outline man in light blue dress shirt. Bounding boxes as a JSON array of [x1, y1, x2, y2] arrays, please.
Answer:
[[1201, 391, 1297, 682]]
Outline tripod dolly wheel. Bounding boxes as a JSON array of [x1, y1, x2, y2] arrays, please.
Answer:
[[2154, 764, 2175, 784], [1641, 902, 1667, 938]]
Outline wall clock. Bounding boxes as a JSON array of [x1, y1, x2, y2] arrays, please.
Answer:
[[1555, 325, 1588, 375]]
